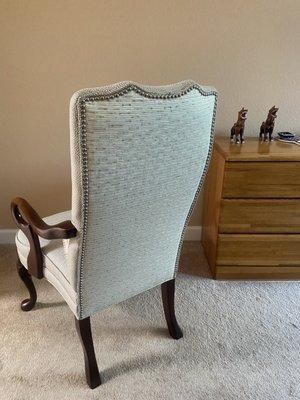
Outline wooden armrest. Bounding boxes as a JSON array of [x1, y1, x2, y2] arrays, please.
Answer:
[[11, 197, 77, 240], [11, 197, 77, 279]]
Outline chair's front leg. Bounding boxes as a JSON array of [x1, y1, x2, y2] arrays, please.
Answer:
[[75, 317, 101, 389], [161, 279, 183, 340], [17, 260, 37, 311]]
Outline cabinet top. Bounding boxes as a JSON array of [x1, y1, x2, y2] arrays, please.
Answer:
[[214, 136, 300, 162]]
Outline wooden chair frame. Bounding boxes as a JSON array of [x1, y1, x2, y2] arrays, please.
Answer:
[[11, 197, 183, 389]]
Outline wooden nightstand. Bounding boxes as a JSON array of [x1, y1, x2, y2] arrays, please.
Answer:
[[202, 136, 300, 280]]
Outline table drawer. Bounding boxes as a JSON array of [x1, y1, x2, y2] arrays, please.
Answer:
[[217, 234, 300, 266], [219, 199, 300, 233], [223, 162, 300, 198]]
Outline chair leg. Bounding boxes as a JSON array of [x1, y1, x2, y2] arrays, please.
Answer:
[[17, 260, 37, 311], [161, 278, 183, 340], [75, 317, 101, 389]]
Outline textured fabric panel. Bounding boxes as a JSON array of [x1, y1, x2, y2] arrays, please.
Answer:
[[69, 81, 216, 233], [69, 81, 217, 319]]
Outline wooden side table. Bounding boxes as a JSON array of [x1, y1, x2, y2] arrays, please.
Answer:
[[202, 136, 300, 279]]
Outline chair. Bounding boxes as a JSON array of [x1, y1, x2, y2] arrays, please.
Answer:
[[11, 80, 217, 388]]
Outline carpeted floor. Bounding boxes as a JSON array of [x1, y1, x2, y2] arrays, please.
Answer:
[[0, 243, 299, 400]]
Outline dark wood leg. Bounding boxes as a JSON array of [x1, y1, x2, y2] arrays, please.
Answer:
[[17, 260, 37, 311], [161, 279, 183, 340], [75, 317, 101, 389]]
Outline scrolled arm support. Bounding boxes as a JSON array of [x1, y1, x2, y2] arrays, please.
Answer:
[[11, 197, 77, 240], [11, 197, 77, 279]]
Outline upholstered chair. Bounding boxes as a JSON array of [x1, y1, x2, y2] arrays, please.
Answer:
[[11, 81, 217, 388]]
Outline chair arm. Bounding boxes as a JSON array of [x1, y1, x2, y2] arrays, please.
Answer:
[[11, 197, 77, 240], [11, 197, 77, 279]]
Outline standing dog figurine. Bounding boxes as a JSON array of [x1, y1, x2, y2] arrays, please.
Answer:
[[230, 107, 248, 144], [259, 106, 279, 141]]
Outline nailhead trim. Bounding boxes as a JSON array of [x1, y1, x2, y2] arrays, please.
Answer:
[[173, 92, 218, 277], [76, 82, 217, 318]]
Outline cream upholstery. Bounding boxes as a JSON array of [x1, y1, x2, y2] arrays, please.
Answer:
[[15, 80, 217, 319], [15, 211, 77, 314]]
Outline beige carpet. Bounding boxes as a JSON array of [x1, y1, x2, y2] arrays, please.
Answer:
[[0, 243, 299, 400]]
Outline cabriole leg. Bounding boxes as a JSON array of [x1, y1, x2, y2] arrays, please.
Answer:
[[75, 317, 101, 389], [161, 278, 183, 340], [17, 260, 37, 311]]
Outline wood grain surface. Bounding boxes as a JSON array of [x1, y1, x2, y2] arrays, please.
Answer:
[[219, 199, 300, 233]]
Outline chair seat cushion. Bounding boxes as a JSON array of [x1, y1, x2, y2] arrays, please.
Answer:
[[15, 210, 77, 314]]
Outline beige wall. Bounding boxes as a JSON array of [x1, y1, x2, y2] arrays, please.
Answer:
[[1, 0, 300, 228]]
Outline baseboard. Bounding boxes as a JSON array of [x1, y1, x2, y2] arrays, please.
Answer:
[[0, 226, 202, 244], [0, 229, 17, 244]]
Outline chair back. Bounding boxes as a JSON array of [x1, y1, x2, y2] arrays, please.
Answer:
[[69, 81, 217, 318]]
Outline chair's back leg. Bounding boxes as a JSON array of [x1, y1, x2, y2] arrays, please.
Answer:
[[75, 317, 101, 389], [17, 260, 37, 311], [161, 279, 183, 340]]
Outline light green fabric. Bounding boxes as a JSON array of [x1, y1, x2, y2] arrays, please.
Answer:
[[70, 81, 217, 319]]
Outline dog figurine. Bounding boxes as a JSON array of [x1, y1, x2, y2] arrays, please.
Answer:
[[260, 106, 279, 141], [230, 107, 248, 144]]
